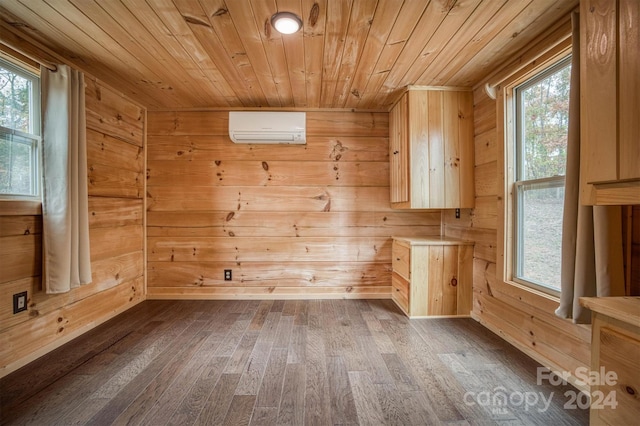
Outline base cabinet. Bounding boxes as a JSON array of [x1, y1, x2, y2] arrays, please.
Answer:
[[391, 237, 474, 317], [580, 297, 640, 425]]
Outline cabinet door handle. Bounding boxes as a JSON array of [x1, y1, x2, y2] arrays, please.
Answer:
[[450, 278, 458, 287]]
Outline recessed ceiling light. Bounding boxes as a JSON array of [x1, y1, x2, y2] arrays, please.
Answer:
[[271, 12, 302, 34]]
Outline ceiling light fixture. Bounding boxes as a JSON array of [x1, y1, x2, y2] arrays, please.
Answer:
[[271, 12, 302, 34]]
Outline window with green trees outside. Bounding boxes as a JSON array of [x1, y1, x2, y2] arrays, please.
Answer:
[[0, 57, 41, 198], [513, 56, 571, 294]]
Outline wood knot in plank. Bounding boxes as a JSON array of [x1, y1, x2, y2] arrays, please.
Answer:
[[308, 3, 320, 26], [226, 211, 235, 221], [443, 0, 458, 13], [264, 18, 271, 38], [262, 161, 269, 171], [313, 191, 331, 211], [329, 140, 348, 161], [212, 8, 228, 17], [183, 14, 211, 27]]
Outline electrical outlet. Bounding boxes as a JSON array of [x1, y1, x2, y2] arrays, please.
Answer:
[[13, 291, 27, 314], [224, 269, 232, 281]]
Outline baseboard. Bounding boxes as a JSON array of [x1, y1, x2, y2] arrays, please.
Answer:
[[1, 297, 145, 379], [146, 285, 392, 300], [471, 311, 590, 393]]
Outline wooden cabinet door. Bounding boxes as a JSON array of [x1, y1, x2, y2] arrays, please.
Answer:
[[593, 325, 640, 425], [425, 245, 458, 316], [390, 93, 409, 204], [390, 88, 474, 209], [581, 0, 619, 185], [581, 0, 640, 204]]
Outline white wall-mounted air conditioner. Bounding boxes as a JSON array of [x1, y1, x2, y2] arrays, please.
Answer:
[[228, 111, 306, 144]]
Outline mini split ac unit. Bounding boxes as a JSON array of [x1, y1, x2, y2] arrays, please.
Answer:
[[228, 111, 306, 144]]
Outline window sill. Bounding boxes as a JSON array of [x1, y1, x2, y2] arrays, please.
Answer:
[[0, 199, 42, 215], [504, 278, 561, 304]]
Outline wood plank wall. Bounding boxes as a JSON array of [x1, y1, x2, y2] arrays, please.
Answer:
[[0, 76, 145, 377], [146, 111, 441, 299], [442, 84, 593, 382], [623, 205, 640, 296]]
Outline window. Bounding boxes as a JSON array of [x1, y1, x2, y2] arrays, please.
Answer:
[[512, 56, 571, 294], [0, 57, 41, 197]]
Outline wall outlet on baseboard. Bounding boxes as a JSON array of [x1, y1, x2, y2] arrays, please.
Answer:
[[13, 291, 28, 314], [224, 269, 232, 281]]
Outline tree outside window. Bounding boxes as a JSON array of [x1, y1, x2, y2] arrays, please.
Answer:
[[0, 59, 40, 197], [513, 57, 571, 293]]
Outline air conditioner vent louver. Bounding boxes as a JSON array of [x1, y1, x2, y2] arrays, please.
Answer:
[[229, 111, 306, 144]]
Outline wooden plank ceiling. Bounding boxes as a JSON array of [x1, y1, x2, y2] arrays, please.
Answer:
[[0, 0, 577, 110]]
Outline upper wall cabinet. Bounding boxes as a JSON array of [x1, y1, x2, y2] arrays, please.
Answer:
[[581, 0, 640, 205], [389, 87, 474, 209]]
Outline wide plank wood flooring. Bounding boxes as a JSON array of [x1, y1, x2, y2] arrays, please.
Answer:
[[1, 299, 588, 425]]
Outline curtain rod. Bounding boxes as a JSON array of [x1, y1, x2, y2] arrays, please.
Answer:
[[0, 37, 57, 72]]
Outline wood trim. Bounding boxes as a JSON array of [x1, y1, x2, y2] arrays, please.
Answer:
[[0, 200, 42, 216], [386, 84, 473, 112], [626, 206, 633, 295], [0, 20, 60, 71], [147, 106, 388, 113], [142, 108, 148, 298], [471, 310, 590, 393], [146, 286, 392, 300], [593, 182, 640, 205], [482, 12, 573, 90], [496, 86, 508, 285], [0, 280, 144, 378]]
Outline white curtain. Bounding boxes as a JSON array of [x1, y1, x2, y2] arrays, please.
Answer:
[[555, 13, 624, 323], [41, 64, 92, 294]]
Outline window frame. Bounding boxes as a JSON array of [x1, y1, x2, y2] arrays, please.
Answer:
[[0, 56, 41, 200], [510, 56, 572, 296], [498, 47, 572, 299]]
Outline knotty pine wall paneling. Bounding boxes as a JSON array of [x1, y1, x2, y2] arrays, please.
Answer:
[[147, 110, 441, 299], [0, 77, 145, 378], [442, 85, 592, 387]]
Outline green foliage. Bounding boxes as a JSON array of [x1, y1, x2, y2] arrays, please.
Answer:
[[0, 65, 36, 195], [519, 63, 571, 180]]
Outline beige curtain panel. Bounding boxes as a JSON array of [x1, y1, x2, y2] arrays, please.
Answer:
[[555, 12, 624, 324], [41, 64, 92, 294]]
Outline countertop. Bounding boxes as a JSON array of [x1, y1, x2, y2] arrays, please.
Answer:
[[579, 297, 640, 327]]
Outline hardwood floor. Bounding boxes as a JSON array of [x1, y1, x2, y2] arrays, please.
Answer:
[[1, 299, 588, 425]]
